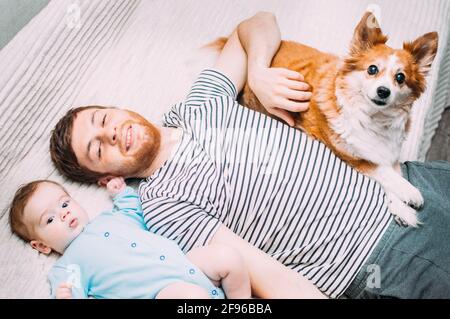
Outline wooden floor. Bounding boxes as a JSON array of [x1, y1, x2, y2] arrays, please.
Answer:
[[426, 106, 450, 162]]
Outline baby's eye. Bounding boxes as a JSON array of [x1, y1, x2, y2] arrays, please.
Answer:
[[62, 201, 68, 208], [47, 216, 54, 224]]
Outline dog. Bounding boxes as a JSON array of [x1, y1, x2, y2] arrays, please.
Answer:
[[211, 12, 439, 227]]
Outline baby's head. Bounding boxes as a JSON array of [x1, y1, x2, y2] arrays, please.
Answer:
[[9, 180, 89, 255]]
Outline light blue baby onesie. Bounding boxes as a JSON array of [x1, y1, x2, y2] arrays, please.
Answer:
[[47, 187, 224, 299]]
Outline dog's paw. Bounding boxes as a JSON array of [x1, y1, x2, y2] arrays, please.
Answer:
[[406, 186, 424, 209], [394, 216, 411, 227], [374, 166, 424, 210], [387, 194, 422, 228], [394, 181, 424, 210]]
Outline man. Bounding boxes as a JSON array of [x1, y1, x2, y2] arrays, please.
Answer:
[[50, 12, 450, 298]]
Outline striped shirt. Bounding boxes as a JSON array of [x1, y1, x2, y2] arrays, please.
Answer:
[[139, 69, 392, 298]]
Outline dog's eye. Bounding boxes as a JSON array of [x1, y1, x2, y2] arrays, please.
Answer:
[[367, 65, 378, 75], [395, 73, 405, 84]]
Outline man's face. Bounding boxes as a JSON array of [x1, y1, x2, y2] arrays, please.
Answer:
[[71, 108, 161, 179]]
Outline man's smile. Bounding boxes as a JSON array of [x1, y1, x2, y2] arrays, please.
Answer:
[[125, 125, 132, 152]]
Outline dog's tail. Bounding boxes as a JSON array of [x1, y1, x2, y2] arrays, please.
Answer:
[[183, 37, 228, 83], [202, 37, 228, 51]]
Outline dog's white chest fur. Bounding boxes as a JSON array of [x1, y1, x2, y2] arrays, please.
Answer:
[[331, 92, 409, 166]]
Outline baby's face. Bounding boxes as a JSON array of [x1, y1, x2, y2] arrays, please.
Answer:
[[23, 182, 89, 254]]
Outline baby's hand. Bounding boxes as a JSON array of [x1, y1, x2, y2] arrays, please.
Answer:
[[106, 177, 126, 195], [56, 283, 72, 299]]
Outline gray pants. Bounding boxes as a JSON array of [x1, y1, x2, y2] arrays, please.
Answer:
[[343, 161, 450, 299]]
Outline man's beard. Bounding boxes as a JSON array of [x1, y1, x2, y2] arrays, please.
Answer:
[[114, 110, 161, 177]]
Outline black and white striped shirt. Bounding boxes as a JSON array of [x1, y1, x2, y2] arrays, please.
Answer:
[[139, 69, 392, 298]]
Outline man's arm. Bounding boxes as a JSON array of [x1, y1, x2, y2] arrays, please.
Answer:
[[213, 12, 311, 126], [237, 12, 312, 126], [143, 195, 327, 298], [212, 28, 247, 94], [210, 224, 328, 299]]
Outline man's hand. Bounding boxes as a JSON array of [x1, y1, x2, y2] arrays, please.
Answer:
[[56, 283, 73, 299], [235, 12, 312, 127], [106, 177, 126, 196], [248, 65, 312, 126]]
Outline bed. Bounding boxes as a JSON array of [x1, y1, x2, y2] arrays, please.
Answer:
[[0, 0, 448, 298]]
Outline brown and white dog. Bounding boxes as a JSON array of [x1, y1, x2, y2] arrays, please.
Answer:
[[213, 12, 439, 227]]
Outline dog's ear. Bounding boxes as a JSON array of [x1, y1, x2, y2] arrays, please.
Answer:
[[350, 12, 388, 54], [403, 32, 439, 76]]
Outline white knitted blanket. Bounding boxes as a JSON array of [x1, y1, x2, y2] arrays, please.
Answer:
[[0, 0, 448, 298]]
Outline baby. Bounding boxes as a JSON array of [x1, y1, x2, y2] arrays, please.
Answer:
[[9, 177, 251, 299]]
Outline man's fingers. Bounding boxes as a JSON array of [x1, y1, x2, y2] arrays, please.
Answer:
[[281, 69, 304, 81], [285, 79, 310, 91], [279, 100, 309, 112], [268, 108, 295, 127], [284, 89, 312, 102], [289, 101, 309, 112]]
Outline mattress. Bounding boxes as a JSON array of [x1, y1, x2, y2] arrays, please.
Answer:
[[0, 0, 448, 298]]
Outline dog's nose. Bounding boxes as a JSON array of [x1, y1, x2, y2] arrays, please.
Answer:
[[377, 86, 391, 99]]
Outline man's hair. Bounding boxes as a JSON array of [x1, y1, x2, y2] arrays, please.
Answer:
[[50, 106, 107, 184], [9, 180, 66, 242]]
